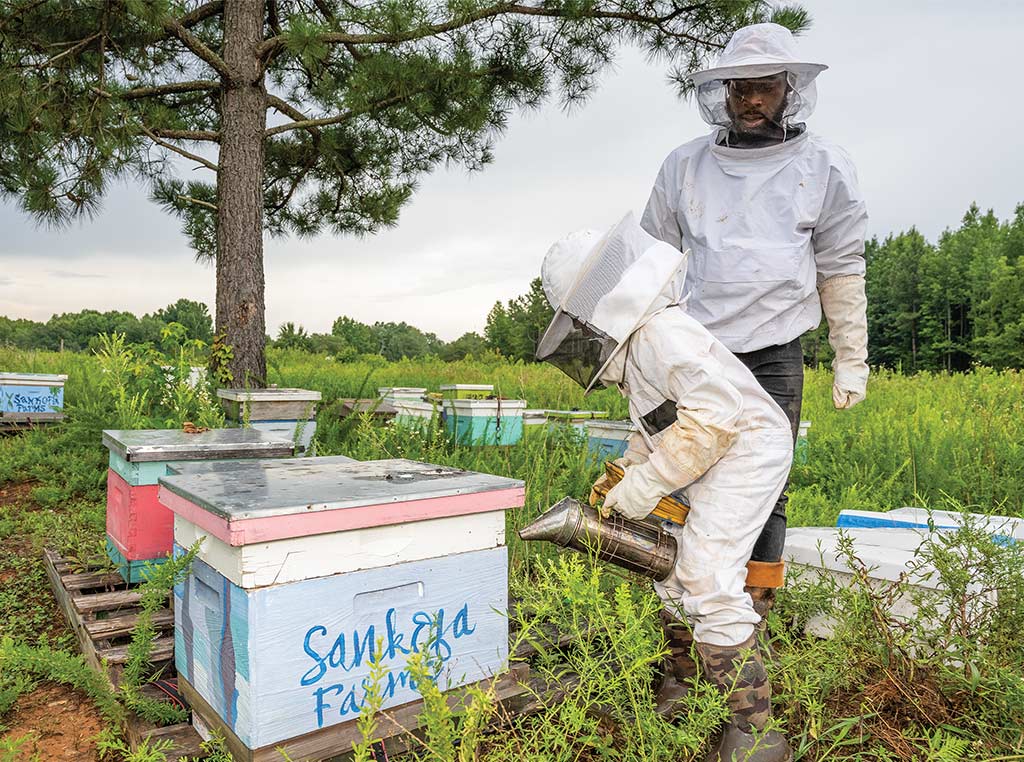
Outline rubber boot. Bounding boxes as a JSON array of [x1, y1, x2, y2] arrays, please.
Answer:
[[654, 609, 699, 717], [696, 633, 792, 762]]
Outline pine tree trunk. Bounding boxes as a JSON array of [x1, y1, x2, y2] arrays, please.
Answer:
[[216, 1, 267, 387]]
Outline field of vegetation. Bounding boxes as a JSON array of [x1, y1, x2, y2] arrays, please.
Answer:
[[2, 341, 1024, 761]]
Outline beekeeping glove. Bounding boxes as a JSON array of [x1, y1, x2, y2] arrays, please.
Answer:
[[601, 459, 671, 520], [588, 445, 649, 507], [819, 274, 869, 409]]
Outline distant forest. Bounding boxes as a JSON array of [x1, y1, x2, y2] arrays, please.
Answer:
[[3, 203, 1023, 372]]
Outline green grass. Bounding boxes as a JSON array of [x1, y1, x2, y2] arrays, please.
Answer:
[[2, 345, 1024, 760]]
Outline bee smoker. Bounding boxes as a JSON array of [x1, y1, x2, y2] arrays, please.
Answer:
[[518, 497, 678, 581]]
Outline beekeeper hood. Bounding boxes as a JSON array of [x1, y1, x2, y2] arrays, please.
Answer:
[[537, 212, 688, 392], [690, 23, 826, 135]]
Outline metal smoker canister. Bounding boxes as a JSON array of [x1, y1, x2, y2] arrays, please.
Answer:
[[518, 497, 678, 581]]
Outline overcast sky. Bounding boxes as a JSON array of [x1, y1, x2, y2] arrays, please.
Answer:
[[2, 1, 1022, 341]]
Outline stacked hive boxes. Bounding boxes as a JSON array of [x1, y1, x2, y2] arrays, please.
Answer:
[[443, 399, 527, 445], [218, 388, 321, 456], [102, 429, 294, 582], [0, 372, 68, 423], [160, 458, 524, 759]]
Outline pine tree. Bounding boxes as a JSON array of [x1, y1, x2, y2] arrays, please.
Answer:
[[0, 1, 806, 384]]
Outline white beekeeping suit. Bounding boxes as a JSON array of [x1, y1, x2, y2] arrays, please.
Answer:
[[537, 213, 793, 647], [641, 22, 869, 409]]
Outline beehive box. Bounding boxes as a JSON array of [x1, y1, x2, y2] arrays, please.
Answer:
[[0, 372, 68, 421], [522, 409, 549, 440], [586, 420, 637, 460], [784, 527, 994, 638], [102, 429, 294, 582], [837, 507, 1024, 543], [378, 387, 426, 401], [161, 458, 523, 753], [440, 384, 494, 400], [391, 399, 437, 427], [217, 388, 321, 455], [443, 399, 527, 446]]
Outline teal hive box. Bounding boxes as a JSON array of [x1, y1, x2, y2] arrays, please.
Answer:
[[586, 420, 637, 460], [444, 399, 526, 446]]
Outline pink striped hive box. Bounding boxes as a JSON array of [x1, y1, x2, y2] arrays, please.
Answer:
[[160, 458, 523, 754], [102, 428, 294, 583]]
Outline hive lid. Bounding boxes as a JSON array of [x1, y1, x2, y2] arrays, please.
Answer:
[[0, 372, 68, 385], [102, 428, 296, 462], [785, 527, 941, 587], [216, 387, 322, 402], [159, 457, 524, 522], [439, 384, 494, 391], [166, 454, 356, 476], [545, 409, 609, 420], [587, 420, 636, 434]]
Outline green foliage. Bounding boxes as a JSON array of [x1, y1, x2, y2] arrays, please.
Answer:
[[484, 278, 554, 362], [865, 203, 1024, 373], [0, 300, 213, 352]]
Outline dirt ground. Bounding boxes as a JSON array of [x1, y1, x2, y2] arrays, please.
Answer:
[[1, 683, 104, 761]]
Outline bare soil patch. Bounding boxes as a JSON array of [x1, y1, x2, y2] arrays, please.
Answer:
[[1, 682, 103, 761]]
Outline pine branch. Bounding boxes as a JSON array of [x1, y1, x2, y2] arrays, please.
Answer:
[[37, 32, 102, 68], [266, 95, 311, 124], [265, 92, 410, 137], [161, 15, 232, 81], [141, 126, 219, 171], [149, 128, 220, 142], [257, 2, 716, 57], [122, 79, 220, 101], [177, 194, 218, 211], [179, 1, 225, 29]]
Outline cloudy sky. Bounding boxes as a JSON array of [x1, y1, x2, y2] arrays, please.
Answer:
[[2, 1, 1022, 341]]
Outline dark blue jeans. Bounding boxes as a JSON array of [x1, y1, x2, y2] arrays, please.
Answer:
[[733, 337, 804, 565]]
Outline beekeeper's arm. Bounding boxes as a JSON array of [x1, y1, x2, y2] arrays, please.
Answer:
[[813, 153, 870, 410], [640, 158, 684, 251], [603, 316, 743, 520]]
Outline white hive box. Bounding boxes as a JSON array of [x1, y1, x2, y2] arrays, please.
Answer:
[[217, 387, 321, 455], [785, 526, 994, 639], [162, 458, 524, 753], [378, 387, 426, 401]]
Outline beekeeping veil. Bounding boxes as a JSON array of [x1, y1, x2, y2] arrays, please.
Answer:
[[690, 23, 826, 137], [536, 212, 688, 393]]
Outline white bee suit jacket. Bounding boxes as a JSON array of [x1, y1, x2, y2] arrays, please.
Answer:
[[641, 130, 868, 354], [603, 306, 794, 647]]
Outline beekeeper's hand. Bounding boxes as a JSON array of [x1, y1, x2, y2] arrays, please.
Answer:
[[601, 462, 667, 521], [588, 456, 632, 507], [819, 274, 869, 410]]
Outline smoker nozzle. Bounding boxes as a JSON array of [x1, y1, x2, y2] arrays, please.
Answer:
[[518, 497, 678, 581]]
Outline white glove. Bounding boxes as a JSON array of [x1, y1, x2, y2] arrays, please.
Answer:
[[819, 274, 869, 409], [602, 460, 673, 521]]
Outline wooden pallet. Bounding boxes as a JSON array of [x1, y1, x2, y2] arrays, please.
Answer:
[[43, 549, 202, 761]]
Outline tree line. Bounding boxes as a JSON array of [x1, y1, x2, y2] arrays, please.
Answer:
[[4, 202, 1022, 372]]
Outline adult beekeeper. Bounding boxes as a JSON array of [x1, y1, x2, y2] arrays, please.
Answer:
[[641, 22, 869, 624], [537, 212, 794, 761]]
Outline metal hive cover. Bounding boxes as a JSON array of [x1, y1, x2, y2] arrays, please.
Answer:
[[166, 454, 356, 476], [102, 428, 296, 462], [158, 458, 524, 521]]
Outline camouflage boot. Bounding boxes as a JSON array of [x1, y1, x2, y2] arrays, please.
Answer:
[[654, 609, 699, 717], [696, 633, 792, 762], [745, 585, 777, 657]]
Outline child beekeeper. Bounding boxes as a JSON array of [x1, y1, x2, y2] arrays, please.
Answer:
[[536, 212, 794, 762]]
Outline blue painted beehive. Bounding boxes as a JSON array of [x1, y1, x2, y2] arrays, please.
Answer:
[[0, 372, 67, 422], [443, 399, 526, 446], [163, 458, 523, 755], [586, 420, 636, 459]]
